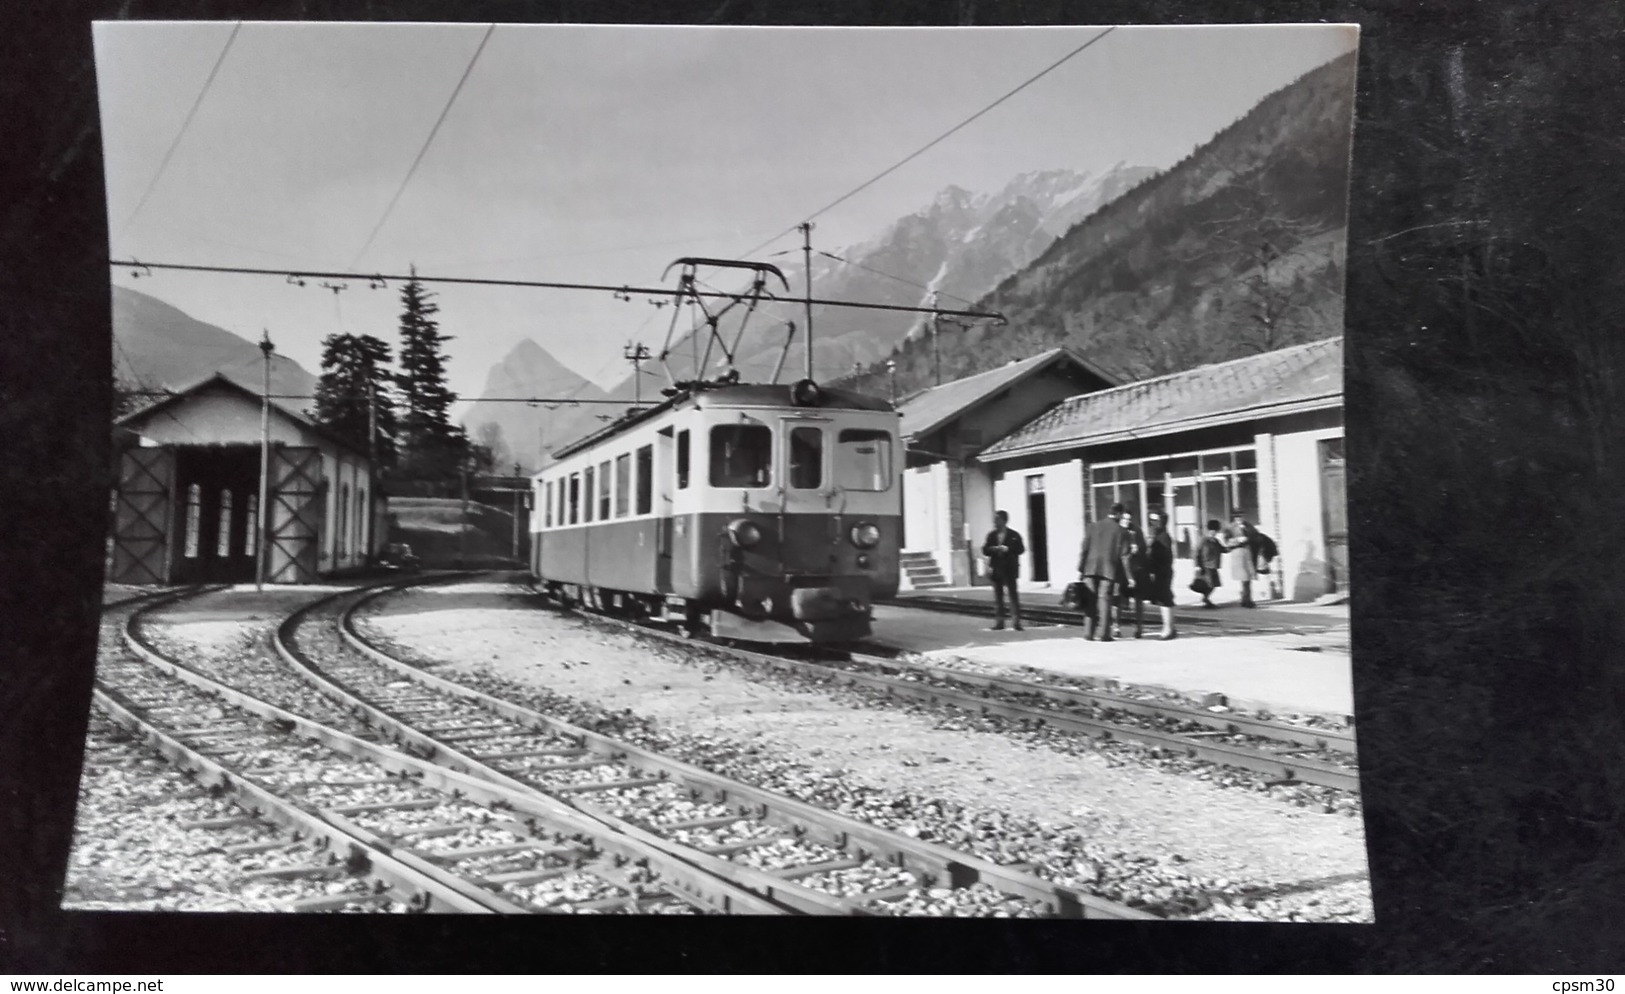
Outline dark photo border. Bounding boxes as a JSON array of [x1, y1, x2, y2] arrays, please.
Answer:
[[4, 0, 1622, 974]]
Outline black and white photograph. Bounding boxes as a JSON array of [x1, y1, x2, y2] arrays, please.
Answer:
[[73, 21, 1365, 920]]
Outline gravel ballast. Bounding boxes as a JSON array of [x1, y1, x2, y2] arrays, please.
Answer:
[[356, 580, 1373, 921]]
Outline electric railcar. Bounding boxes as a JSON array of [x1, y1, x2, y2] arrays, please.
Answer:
[[530, 379, 901, 642]]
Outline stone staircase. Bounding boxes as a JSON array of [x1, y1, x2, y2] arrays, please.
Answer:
[[899, 550, 950, 590]]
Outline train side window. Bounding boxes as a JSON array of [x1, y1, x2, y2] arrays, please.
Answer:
[[710, 422, 772, 488], [598, 460, 611, 520], [614, 454, 631, 518], [789, 426, 823, 489], [835, 429, 893, 491], [676, 430, 690, 490], [636, 445, 653, 514], [583, 466, 596, 522], [544, 481, 553, 528], [558, 477, 568, 526], [568, 473, 580, 525]]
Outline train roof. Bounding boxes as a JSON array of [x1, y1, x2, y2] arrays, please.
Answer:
[[549, 381, 895, 463]]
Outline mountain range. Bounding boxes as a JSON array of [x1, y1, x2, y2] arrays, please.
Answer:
[[112, 284, 317, 403], [843, 51, 1358, 400], [465, 163, 1154, 468]]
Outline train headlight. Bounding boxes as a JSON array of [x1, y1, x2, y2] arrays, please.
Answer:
[[849, 521, 881, 548], [727, 518, 763, 548], [790, 378, 822, 407]]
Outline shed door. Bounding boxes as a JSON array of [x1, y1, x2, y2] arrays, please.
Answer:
[[267, 446, 324, 583], [110, 447, 175, 585]]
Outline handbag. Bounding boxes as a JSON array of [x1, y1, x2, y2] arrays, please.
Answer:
[[1189, 573, 1212, 596], [1062, 580, 1097, 618]]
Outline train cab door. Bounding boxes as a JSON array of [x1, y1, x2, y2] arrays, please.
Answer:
[[655, 428, 675, 591]]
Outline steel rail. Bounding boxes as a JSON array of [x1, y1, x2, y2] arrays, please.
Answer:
[[539, 595, 1360, 795], [337, 581, 1157, 919], [90, 687, 503, 914], [273, 583, 856, 916], [120, 582, 786, 915], [845, 651, 1357, 755]]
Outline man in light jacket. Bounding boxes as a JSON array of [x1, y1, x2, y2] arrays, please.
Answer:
[[982, 510, 1026, 631], [1078, 502, 1130, 642]]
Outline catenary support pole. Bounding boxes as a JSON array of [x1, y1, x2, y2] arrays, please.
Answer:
[[800, 222, 814, 380], [257, 329, 273, 590]]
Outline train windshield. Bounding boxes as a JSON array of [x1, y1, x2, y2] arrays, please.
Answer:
[[710, 422, 772, 488], [835, 429, 893, 491]]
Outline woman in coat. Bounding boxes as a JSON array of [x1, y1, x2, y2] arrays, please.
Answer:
[[1222, 508, 1260, 608], [1116, 510, 1150, 639], [1194, 519, 1225, 608], [1144, 509, 1178, 640]]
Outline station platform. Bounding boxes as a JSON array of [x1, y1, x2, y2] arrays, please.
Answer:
[[873, 587, 1353, 720]]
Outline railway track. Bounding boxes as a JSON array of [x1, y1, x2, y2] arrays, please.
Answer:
[[274, 577, 1153, 918], [100, 586, 782, 915], [892, 592, 1348, 639], [531, 588, 1360, 796]]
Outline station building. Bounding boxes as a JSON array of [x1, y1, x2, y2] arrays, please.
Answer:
[[976, 336, 1346, 601], [895, 348, 1118, 589], [109, 371, 381, 585]]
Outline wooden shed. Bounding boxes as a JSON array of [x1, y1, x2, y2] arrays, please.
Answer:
[[109, 372, 380, 584]]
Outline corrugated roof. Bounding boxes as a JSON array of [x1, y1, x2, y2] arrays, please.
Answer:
[[980, 337, 1342, 460], [896, 348, 1118, 441]]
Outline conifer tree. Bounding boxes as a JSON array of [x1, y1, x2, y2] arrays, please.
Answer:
[[395, 268, 466, 479], [311, 332, 397, 469]]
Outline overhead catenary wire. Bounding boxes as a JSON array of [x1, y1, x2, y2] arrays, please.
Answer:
[[119, 21, 244, 238], [107, 259, 1004, 321], [733, 26, 1117, 262], [815, 250, 978, 310], [347, 23, 497, 269]]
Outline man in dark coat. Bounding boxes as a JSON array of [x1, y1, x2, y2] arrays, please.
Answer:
[[1078, 502, 1130, 641], [982, 510, 1026, 631]]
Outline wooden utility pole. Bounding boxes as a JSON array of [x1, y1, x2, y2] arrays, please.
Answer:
[[511, 460, 522, 563], [256, 329, 274, 591], [367, 378, 378, 564], [624, 342, 651, 406]]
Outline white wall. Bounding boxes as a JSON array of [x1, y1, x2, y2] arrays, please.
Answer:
[[902, 463, 951, 556], [961, 465, 996, 583], [990, 459, 1082, 586], [1272, 426, 1343, 600]]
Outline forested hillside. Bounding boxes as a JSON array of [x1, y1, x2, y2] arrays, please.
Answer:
[[844, 51, 1356, 399]]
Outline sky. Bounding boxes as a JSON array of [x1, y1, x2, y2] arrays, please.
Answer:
[[96, 21, 1357, 412]]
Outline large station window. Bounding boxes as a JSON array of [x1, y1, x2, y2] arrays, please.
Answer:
[[583, 466, 596, 522], [244, 493, 258, 557], [1090, 445, 1260, 555], [614, 454, 631, 517], [789, 426, 823, 489], [635, 445, 653, 514], [711, 423, 772, 488], [676, 430, 690, 490], [835, 429, 892, 491], [598, 460, 612, 520]]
